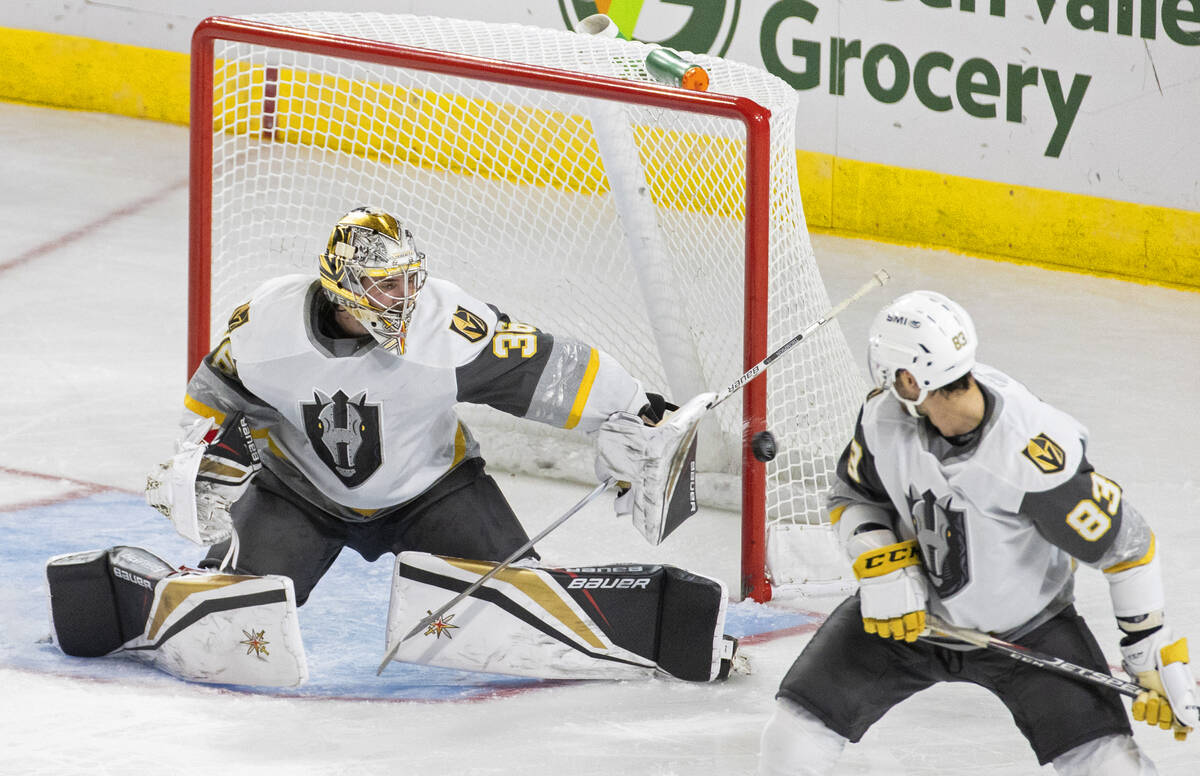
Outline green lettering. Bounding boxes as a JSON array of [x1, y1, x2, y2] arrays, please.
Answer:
[[1117, 0, 1135, 35], [920, 0, 953, 8], [1006, 63, 1040, 122], [1067, 0, 1111, 31], [759, 0, 822, 90], [831, 38, 863, 96], [1037, 0, 1058, 23], [956, 58, 1001, 118], [1143, 0, 1158, 38], [960, 0, 1010, 13], [1042, 69, 1092, 158], [914, 51, 955, 111], [1163, 0, 1200, 44], [863, 44, 910, 104]]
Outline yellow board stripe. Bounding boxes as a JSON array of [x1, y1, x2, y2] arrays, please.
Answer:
[[564, 348, 601, 430], [2, 28, 1196, 291], [1104, 533, 1156, 575], [444, 558, 607, 649]]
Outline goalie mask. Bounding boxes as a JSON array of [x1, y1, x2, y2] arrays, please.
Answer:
[[866, 290, 977, 417], [319, 207, 427, 355]]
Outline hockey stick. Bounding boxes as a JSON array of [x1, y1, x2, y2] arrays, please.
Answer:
[[707, 269, 890, 411], [924, 614, 1144, 698], [377, 476, 616, 675]]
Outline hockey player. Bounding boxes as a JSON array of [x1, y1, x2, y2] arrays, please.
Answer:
[[759, 291, 1198, 775], [57, 206, 732, 686], [145, 206, 687, 602]]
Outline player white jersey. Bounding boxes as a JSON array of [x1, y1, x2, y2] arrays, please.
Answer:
[[830, 363, 1153, 636], [184, 274, 644, 520]]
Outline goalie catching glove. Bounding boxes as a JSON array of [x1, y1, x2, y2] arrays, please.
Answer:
[[145, 411, 262, 545], [1120, 623, 1200, 741], [595, 392, 714, 545]]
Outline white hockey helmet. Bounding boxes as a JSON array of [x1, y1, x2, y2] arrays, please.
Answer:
[[866, 290, 977, 416], [319, 207, 427, 355]]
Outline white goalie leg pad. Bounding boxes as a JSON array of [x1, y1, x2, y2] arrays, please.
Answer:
[[385, 552, 729, 681], [47, 546, 307, 687], [1051, 733, 1157, 776], [758, 699, 847, 776], [128, 570, 307, 688]]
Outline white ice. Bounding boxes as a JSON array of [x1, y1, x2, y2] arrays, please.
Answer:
[[0, 102, 1197, 775]]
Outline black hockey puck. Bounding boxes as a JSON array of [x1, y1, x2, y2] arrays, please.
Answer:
[[751, 430, 777, 462]]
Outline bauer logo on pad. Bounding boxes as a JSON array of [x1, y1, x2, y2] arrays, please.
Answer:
[[449, 306, 488, 343], [1022, 433, 1066, 474]]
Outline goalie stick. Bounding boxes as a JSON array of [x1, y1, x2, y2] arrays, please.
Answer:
[[377, 477, 616, 675], [924, 614, 1145, 698], [709, 268, 890, 411], [380, 270, 890, 673]]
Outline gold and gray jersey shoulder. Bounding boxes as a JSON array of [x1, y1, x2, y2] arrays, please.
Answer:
[[1019, 454, 1153, 571], [455, 309, 644, 431]]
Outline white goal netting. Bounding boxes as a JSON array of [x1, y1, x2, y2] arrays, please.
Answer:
[[194, 12, 864, 595]]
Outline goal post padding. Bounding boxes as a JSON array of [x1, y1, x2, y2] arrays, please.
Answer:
[[189, 13, 865, 600]]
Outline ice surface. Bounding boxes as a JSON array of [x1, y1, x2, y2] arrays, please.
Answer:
[[1, 102, 1197, 775]]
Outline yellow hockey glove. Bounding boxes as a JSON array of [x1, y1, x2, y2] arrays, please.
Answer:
[[853, 539, 928, 643], [1121, 627, 1199, 741]]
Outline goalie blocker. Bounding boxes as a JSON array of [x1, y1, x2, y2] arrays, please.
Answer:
[[386, 552, 738, 682], [45, 546, 307, 687]]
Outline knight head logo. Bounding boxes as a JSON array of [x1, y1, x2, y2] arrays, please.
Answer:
[[301, 389, 382, 487]]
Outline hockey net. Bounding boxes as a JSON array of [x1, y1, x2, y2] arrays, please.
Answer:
[[189, 12, 863, 600]]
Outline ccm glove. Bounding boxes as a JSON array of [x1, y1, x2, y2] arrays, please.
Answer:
[[852, 534, 928, 642], [1120, 624, 1199, 741]]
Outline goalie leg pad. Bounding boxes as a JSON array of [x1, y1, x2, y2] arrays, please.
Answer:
[[386, 552, 729, 681], [46, 546, 308, 687], [47, 546, 176, 657]]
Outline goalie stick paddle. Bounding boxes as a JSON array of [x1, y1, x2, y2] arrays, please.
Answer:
[[376, 477, 616, 676], [924, 614, 1144, 698], [707, 269, 890, 411]]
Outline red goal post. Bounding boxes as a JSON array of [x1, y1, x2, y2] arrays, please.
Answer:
[[187, 13, 861, 601]]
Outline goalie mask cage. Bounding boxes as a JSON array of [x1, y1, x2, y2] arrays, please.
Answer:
[[188, 13, 864, 601]]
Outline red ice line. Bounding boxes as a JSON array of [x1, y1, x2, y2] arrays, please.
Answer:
[[0, 178, 187, 274], [0, 465, 132, 513]]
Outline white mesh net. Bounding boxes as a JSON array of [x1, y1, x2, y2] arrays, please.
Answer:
[[197, 12, 865, 591]]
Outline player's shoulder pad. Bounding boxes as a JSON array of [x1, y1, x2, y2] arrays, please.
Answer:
[[220, 274, 316, 361], [403, 277, 500, 367], [859, 384, 913, 432], [974, 364, 1087, 492]]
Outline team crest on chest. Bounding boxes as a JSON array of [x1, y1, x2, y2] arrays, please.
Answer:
[[301, 389, 382, 487], [1022, 433, 1065, 474], [449, 306, 488, 342], [906, 487, 970, 598]]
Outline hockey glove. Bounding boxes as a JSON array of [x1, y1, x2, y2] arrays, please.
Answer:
[[1120, 625, 1199, 741], [851, 533, 928, 642], [145, 412, 261, 545], [594, 392, 713, 544]]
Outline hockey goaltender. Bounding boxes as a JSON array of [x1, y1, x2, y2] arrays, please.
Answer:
[[44, 206, 739, 688]]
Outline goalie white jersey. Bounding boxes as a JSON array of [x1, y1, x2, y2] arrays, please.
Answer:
[[184, 274, 644, 520], [829, 363, 1155, 636]]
